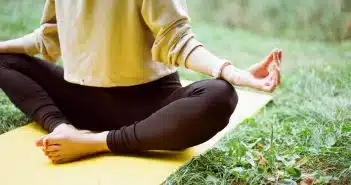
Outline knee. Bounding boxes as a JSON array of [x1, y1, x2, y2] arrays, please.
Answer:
[[202, 79, 238, 130], [206, 79, 238, 113], [167, 80, 239, 150], [0, 53, 27, 69]]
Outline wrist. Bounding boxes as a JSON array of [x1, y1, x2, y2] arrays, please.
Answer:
[[212, 60, 232, 79], [221, 64, 232, 81], [221, 65, 244, 85], [0, 42, 6, 53]]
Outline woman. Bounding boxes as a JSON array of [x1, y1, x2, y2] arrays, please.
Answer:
[[0, 0, 282, 164]]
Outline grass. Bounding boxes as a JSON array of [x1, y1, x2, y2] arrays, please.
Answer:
[[171, 24, 351, 185], [187, 0, 351, 42], [0, 0, 43, 133], [1, 1, 351, 184]]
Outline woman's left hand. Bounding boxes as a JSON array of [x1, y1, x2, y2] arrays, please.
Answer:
[[248, 49, 282, 85], [222, 48, 282, 93]]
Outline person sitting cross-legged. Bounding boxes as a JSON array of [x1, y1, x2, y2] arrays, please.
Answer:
[[0, 0, 282, 164]]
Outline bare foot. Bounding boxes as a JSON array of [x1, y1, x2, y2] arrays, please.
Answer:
[[36, 124, 110, 164], [35, 124, 92, 147]]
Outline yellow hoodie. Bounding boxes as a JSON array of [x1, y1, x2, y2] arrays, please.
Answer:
[[20, 0, 202, 87]]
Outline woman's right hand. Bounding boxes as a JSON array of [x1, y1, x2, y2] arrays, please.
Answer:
[[0, 39, 27, 54]]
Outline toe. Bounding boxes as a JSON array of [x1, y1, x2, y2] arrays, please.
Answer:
[[42, 144, 61, 157], [46, 144, 61, 152], [36, 135, 47, 147], [47, 151, 60, 158], [55, 158, 72, 164], [53, 158, 65, 164], [42, 147, 60, 156], [49, 155, 62, 163], [46, 134, 65, 145]]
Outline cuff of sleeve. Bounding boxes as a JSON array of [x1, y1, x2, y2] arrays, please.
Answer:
[[106, 125, 140, 153], [176, 38, 203, 68], [20, 31, 40, 56]]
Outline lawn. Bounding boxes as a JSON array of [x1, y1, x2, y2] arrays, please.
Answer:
[[171, 25, 351, 185], [1, 1, 350, 185]]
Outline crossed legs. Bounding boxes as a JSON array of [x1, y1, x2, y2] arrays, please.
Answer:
[[0, 54, 238, 163]]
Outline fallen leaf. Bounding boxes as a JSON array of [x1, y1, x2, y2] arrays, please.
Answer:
[[256, 152, 264, 159], [303, 176, 316, 185], [257, 143, 264, 150], [256, 152, 267, 166]]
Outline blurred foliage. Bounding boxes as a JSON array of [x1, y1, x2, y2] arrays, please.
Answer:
[[188, 0, 351, 42]]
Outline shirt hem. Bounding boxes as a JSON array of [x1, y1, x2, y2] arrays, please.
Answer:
[[64, 69, 178, 87]]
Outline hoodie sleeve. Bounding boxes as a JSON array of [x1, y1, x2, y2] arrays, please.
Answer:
[[20, 0, 61, 62], [141, 0, 203, 67]]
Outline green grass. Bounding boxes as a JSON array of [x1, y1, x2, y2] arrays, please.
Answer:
[[187, 0, 351, 42], [0, 0, 43, 133], [0, 0, 43, 40], [172, 24, 351, 185], [1, 1, 351, 184]]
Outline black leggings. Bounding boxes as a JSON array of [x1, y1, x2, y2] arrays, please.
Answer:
[[0, 54, 238, 153]]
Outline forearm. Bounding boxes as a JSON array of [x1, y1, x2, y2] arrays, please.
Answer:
[[186, 46, 222, 76], [185, 46, 244, 85], [0, 37, 26, 54]]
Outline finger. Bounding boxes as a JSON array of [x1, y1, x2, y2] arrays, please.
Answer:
[[278, 49, 283, 62], [273, 63, 280, 85], [272, 69, 278, 90], [273, 49, 279, 66], [277, 65, 281, 85], [273, 61, 281, 85], [268, 76, 277, 92], [266, 70, 275, 82], [275, 49, 282, 66], [263, 73, 277, 92], [261, 49, 278, 67], [261, 83, 272, 92]]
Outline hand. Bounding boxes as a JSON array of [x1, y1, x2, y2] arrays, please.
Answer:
[[248, 49, 282, 85], [0, 42, 5, 52], [222, 49, 282, 92]]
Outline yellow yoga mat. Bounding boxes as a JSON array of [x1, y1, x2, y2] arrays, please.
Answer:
[[0, 80, 272, 185]]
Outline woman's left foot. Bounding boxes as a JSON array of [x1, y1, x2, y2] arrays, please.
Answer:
[[36, 124, 110, 164]]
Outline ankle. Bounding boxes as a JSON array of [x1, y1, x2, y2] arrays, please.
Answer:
[[53, 123, 71, 132], [92, 131, 110, 153]]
